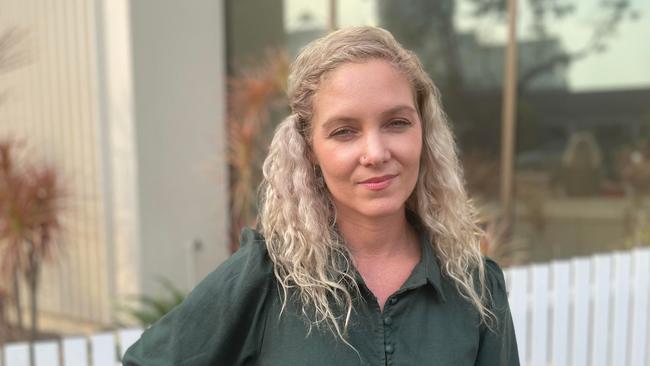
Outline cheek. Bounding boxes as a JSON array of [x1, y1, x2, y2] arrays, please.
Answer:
[[406, 138, 423, 161], [398, 130, 423, 167], [320, 149, 358, 181], [313, 143, 358, 182], [401, 141, 423, 189]]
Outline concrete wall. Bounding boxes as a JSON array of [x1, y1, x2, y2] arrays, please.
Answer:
[[129, 0, 230, 297], [0, 0, 230, 334], [0, 0, 112, 333]]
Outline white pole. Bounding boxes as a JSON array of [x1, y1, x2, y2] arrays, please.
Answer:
[[328, 0, 337, 32]]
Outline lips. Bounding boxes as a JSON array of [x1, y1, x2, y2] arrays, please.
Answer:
[[359, 175, 397, 184], [358, 174, 397, 191]]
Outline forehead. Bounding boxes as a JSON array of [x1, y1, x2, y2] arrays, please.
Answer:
[[313, 60, 416, 119]]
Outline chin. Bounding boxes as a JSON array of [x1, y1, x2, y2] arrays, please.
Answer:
[[356, 201, 407, 219]]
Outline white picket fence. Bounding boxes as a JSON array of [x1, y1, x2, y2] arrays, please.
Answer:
[[506, 247, 650, 366], [1, 328, 142, 366], [1, 247, 649, 366]]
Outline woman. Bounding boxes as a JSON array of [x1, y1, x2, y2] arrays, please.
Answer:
[[124, 26, 519, 366]]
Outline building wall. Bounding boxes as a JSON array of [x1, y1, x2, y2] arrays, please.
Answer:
[[0, 0, 111, 333], [129, 0, 230, 298], [96, 0, 141, 327], [0, 0, 230, 335]]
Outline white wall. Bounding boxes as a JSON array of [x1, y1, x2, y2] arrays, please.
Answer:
[[0, 0, 112, 331], [128, 0, 229, 296], [0, 0, 230, 334]]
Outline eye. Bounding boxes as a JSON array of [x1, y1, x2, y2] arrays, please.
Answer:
[[386, 119, 412, 129], [329, 128, 356, 139]]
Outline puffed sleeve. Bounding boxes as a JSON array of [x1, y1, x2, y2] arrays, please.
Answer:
[[475, 258, 520, 366], [122, 228, 274, 366]]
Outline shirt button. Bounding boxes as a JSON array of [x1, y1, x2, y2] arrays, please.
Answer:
[[384, 316, 393, 326], [389, 297, 398, 305], [385, 344, 394, 354]]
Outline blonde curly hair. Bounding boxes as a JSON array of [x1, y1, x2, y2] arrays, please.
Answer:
[[259, 26, 491, 341]]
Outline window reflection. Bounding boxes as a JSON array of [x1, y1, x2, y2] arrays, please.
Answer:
[[275, 0, 650, 263]]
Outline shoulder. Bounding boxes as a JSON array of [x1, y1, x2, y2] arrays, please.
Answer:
[[151, 227, 275, 328], [482, 257, 509, 310], [483, 257, 507, 293], [123, 228, 275, 365], [218, 227, 271, 276], [475, 259, 520, 364], [464, 257, 507, 295]]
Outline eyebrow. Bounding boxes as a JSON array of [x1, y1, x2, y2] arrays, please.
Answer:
[[321, 105, 418, 131]]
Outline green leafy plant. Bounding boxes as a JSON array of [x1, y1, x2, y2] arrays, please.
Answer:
[[116, 278, 186, 327]]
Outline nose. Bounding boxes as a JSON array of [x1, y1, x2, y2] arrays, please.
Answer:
[[360, 133, 390, 166]]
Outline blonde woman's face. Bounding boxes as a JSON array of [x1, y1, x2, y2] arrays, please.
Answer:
[[311, 59, 422, 221]]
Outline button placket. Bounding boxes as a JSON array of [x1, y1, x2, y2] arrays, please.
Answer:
[[383, 302, 395, 362], [383, 316, 393, 326]]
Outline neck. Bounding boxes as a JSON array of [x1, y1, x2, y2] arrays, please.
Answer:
[[336, 209, 418, 259]]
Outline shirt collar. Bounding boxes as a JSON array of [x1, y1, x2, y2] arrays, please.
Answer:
[[418, 230, 447, 302], [350, 225, 447, 303], [396, 228, 446, 302]]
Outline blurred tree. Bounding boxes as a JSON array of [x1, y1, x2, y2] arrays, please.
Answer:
[[0, 141, 26, 334], [378, 0, 640, 193], [378, 0, 461, 91], [0, 140, 66, 350], [0, 27, 27, 344], [227, 50, 288, 252], [377, 2, 639, 115], [462, 0, 636, 93], [378, 0, 471, 138], [513, 0, 637, 94], [379, 0, 639, 90]]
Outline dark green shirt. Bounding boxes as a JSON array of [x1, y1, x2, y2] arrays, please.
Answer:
[[123, 228, 519, 365]]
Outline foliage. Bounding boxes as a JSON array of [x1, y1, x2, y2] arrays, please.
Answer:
[[378, 0, 641, 160], [517, 0, 638, 93], [116, 278, 186, 328], [0, 26, 27, 346], [227, 50, 288, 252], [378, 0, 459, 88], [461, 0, 641, 93], [0, 139, 66, 344]]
